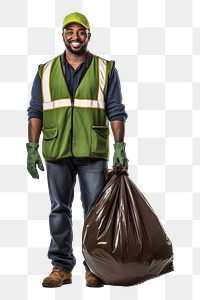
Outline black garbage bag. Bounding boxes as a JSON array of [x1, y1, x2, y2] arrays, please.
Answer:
[[82, 165, 174, 286]]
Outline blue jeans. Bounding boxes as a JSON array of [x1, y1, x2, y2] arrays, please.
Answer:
[[46, 157, 107, 272]]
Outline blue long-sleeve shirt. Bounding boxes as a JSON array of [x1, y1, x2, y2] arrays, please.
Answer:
[[28, 52, 128, 122]]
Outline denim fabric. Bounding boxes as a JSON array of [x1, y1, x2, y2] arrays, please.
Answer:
[[45, 157, 107, 271]]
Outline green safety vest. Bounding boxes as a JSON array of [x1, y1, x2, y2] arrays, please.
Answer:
[[38, 53, 114, 161]]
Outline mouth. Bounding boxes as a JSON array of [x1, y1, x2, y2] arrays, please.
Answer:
[[70, 41, 82, 48]]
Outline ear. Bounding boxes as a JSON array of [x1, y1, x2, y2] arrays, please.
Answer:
[[62, 30, 66, 43], [88, 32, 91, 42]]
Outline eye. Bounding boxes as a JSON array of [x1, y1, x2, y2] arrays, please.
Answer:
[[78, 30, 87, 37], [66, 30, 74, 36]]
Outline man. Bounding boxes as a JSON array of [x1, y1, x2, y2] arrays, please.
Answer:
[[27, 12, 128, 288]]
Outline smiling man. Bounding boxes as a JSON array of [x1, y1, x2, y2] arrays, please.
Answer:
[[63, 24, 90, 55], [26, 12, 128, 288]]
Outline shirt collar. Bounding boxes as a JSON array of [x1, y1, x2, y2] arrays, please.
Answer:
[[63, 50, 90, 67]]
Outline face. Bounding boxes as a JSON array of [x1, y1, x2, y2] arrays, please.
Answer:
[[62, 23, 91, 55]]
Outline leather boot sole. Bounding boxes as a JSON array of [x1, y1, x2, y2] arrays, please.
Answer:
[[86, 282, 104, 288], [42, 279, 72, 288]]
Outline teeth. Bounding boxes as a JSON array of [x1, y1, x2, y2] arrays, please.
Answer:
[[71, 42, 80, 47]]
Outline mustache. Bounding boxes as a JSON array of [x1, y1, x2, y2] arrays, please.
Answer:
[[69, 39, 82, 44]]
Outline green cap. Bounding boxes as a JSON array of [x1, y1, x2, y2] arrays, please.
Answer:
[[62, 12, 90, 30]]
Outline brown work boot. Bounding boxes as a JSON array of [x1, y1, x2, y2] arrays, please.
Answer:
[[85, 270, 104, 288], [42, 268, 72, 288]]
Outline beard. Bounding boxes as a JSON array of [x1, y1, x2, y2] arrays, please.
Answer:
[[64, 39, 89, 55]]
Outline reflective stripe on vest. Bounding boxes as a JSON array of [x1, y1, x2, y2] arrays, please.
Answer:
[[97, 57, 107, 101], [42, 57, 107, 111], [42, 60, 53, 103], [74, 99, 105, 109], [43, 99, 71, 110]]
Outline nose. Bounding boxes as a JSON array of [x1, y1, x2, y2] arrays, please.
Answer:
[[72, 31, 79, 39]]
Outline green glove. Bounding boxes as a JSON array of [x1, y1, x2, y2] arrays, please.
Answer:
[[26, 142, 44, 179], [113, 142, 129, 169]]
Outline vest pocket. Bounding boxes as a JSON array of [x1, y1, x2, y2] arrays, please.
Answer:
[[91, 125, 109, 158], [42, 128, 58, 160]]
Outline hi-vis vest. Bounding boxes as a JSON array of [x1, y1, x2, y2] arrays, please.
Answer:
[[38, 53, 114, 161]]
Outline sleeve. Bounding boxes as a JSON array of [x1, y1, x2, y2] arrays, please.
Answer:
[[27, 71, 43, 120], [105, 66, 128, 122]]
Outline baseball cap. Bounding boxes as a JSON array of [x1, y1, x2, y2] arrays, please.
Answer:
[[62, 12, 90, 30]]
